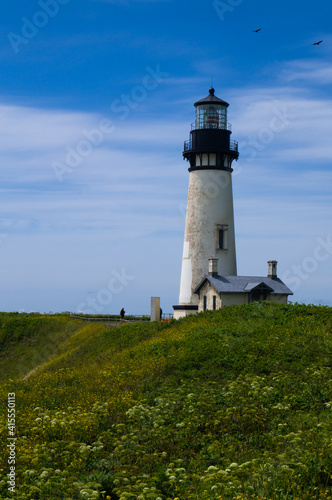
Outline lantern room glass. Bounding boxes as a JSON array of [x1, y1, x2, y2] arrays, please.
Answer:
[[195, 104, 227, 130]]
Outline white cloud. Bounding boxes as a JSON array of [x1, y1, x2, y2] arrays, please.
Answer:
[[230, 90, 332, 164], [282, 59, 332, 85]]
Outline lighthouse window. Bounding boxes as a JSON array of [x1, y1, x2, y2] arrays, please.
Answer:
[[202, 154, 209, 166], [216, 224, 228, 251], [195, 104, 227, 130], [219, 230, 224, 249], [205, 106, 219, 128]]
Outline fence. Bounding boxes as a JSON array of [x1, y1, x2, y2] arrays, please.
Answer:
[[70, 313, 174, 323]]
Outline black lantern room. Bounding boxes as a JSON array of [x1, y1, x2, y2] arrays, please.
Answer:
[[183, 88, 239, 171]]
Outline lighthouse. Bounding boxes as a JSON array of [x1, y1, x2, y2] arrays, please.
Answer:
[[173, 88, 239, 319]]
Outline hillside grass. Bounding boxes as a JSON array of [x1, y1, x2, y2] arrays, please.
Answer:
[[0, 302, 332, 499], [0, 313, 89, 381]]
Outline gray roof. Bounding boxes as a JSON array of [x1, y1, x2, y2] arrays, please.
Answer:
[[194, 88, 229, 108], [194, 275, 293, 295]]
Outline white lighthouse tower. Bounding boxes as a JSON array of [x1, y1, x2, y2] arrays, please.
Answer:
[[173, 88, 239, 319]]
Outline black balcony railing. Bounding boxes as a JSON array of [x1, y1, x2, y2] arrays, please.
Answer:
[[191, 120, 232, 131], [184, 139, 238, 153], [230, 140, 238, 152]]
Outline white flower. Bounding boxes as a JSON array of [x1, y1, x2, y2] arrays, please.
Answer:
[[229, 463, 238, 468]]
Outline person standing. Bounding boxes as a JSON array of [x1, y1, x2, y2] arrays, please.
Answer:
[[120, 308, 125, 320]]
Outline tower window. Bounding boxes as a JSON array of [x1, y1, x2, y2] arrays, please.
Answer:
[[203, 296, 207, 311], [213, 295, 217, 310], [218, 230, 224, 250], [215, 224, 228, 251]]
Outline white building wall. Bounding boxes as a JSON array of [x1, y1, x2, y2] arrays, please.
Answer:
[[178, 169, 237, 305], [197, 282, 222, 312], [267, 294, 288, 304], [221, 293, 248, 307], [197, 289, 289, 311]]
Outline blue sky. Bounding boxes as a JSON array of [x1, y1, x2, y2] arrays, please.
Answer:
[[1, 0, 332, 314]]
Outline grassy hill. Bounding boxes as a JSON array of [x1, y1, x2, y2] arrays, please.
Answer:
[[0, 303, 332, 499], [0, 313, 89, 381]]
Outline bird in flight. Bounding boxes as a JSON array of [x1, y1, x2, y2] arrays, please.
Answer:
[[252, 28, 261, 32], [313, 40, 323, 45]]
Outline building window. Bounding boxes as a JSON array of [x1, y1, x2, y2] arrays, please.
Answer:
[[203, 296, 207, 311], [250, 284, 271, 303], [213, 295, 216, 310], [215, 224, 228, 251], [218, 230, 224, 250]]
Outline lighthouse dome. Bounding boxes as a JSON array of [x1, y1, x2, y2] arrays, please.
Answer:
[[194, 88, 229, 131], [194, 87, 229, 108]]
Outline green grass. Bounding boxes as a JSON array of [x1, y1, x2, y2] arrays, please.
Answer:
[[0, 303, 332, 499], [0, 313, 88, 381]]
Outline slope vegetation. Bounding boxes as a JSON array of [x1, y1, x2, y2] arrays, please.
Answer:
[[0, 303, 332, 500], [0, 313, 90, 381]]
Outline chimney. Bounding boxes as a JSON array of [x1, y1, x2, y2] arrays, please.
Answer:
[[267, 260, 278, 279], [208, 257, 218, 277]]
